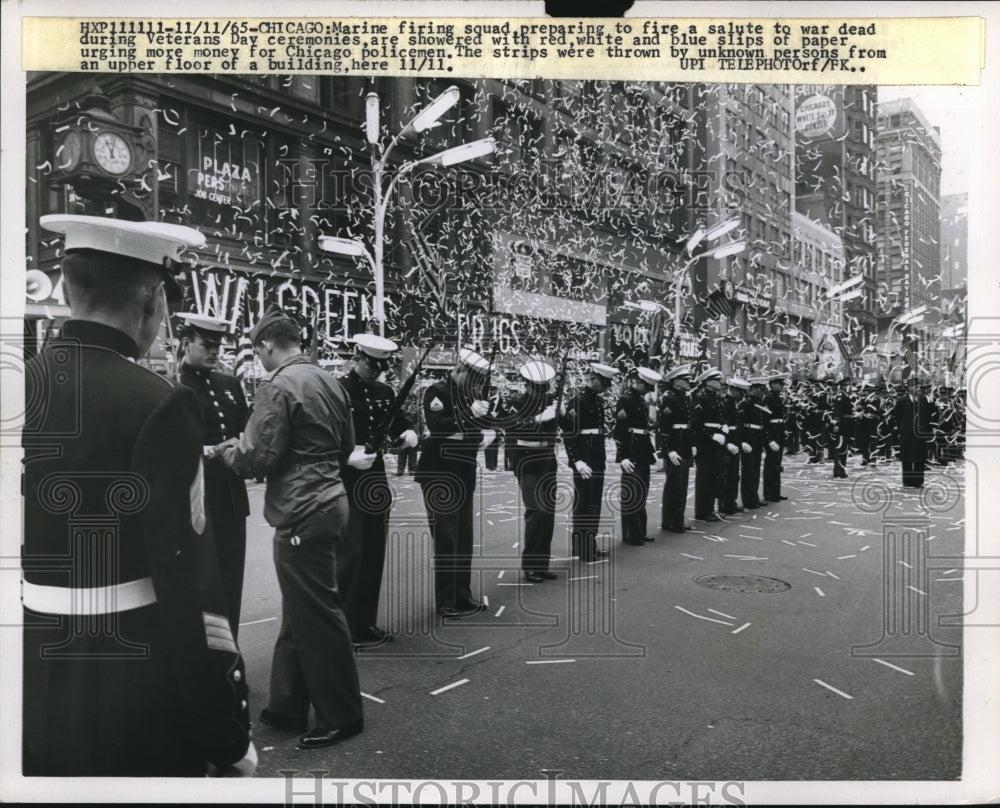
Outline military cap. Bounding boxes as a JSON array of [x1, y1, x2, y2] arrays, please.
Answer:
[[748, 376, 769, 387], [459, 348, 491, 374], [766, 372, 788, 384], [352, 333, 399, 361], [520, 359, 557, 384], [249, 305, 297, 344], [589, 362, 619, 380], [179, 313, 230, 345], [664, 364, 693, 382], [695, 368, 723, 385], [41, 214, 204, 304], [636, 367, 663, 385], [726, 377, 750, 390]]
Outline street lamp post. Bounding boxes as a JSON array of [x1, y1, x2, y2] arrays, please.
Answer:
[[320, 85, 496, 337]]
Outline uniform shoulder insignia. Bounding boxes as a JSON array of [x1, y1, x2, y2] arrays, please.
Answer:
[[429, 396, 444, 412]]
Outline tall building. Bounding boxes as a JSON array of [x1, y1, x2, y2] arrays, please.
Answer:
[[875, 97, 942, 380], [794, 85, 879, 369], [692, 84, 797, 376], [940, 192, 968, 290]]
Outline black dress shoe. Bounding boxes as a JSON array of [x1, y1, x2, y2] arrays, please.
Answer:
[[297, 719, 364, 750], [438, 606, 462, 618], [702, 514, 722, 522], [353, 626, 393, 647], [666, 527, 686, 534], [759, 501, 770, 507], [259, 708, 307, 734], [455, 598, 486, 614], [524, 571, 545, 583], [538, 570, 558, 579], [593, 549, 609, 558], [643, 536, 655, 542], [777, 495, 789, 501], [745, 504, 760, 509], [623, 539, 645, 546]]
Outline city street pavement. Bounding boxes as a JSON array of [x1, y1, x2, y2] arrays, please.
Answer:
[[237, 449, 965, 782]]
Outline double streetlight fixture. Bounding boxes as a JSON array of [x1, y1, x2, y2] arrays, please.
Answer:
[[321, 85, 496, 337], [673, 218, 746, 334]]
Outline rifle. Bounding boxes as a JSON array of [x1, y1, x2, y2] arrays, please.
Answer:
[[365, 342, 435, 455], [552, 349, 571, 414]]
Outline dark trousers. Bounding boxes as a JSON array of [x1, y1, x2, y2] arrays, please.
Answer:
[[517, 458, 558, 570], [620, 462, 651, 544], [694, 445, 722, 518], [396, 446, 418, 474], [422, 479, 476, 608], [571, 469, 605, 560], [484, 435, 501, 470], [719, 448, 741, 511], [740, 445, 763, 506], [339, 471, 391, 635], [762, 443, 783, 501], [855, 422, 875, 463], [832, 432, 849, 478], [803, 424, 824, 462], [902, 459, 926, 487], [661, 460, 689, 531], [209, 497, 246, 639], [269, 496, 363, 730], [785, 422, 800, 454]]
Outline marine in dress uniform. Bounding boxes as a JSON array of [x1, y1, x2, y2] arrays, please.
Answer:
[[219, 306, 363, 751], [739, 379, 769, 508], [762, 372, 789, 503], [855, 382, 880, 465], [561, 363, 619, 560], [892, 377, 935, 488], [613, 366, 662, 545], [22, 215, 253, 777], [829, 379, 855, 478], [802, 379, 827, 464], [719, 378, 749, 514], [691, 368, 726, 522], [415, 349, 492, 617], [658, 365, 694, 533], [504, 359, 562, 581], [177, 313, 250, 636], [338, 334, 418, 647]]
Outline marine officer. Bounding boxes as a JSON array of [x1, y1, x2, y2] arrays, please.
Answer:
[[339, 334, 419, 647], [177, 313, 251, 634], [613, 366, 662, 545], [658, 365, 694, 533]]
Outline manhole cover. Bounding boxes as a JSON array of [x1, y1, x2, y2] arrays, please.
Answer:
[[694, 574, 791, 594]]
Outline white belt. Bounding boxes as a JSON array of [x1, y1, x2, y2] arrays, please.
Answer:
[[579, 428, 601, 435], [22, 577, 157, 615], [743, 423, 763, 430], [446, 433, 465, 440], [628, 428, 648, 435], [671, 424, 689, 429], [769, 418, 784, 424], [703, 422, 722, 428], [516, 439, 551, 448]]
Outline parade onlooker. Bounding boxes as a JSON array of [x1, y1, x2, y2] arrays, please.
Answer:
[[219, 305, 364, 750]]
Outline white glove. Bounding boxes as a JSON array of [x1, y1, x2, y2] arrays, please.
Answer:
[[535, 404, 557, 423], [621, 458, 636, 474], [348, 445, 378, 470], [712, 433, 726, 445], [727, 443, 740, 455], [668, 451, 682, 466], [399, 429, 419, 449], [768, 440, 780, 452], [691, 446, 698, 458], [741, 442, 752, 454], [470, 400, 491, 418], [653, 458, 664, 472], [210, 740, 258, 777], [574, 459, 593, 479]]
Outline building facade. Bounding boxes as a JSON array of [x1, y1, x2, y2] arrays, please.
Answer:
[[875, 97, 942, 381]]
